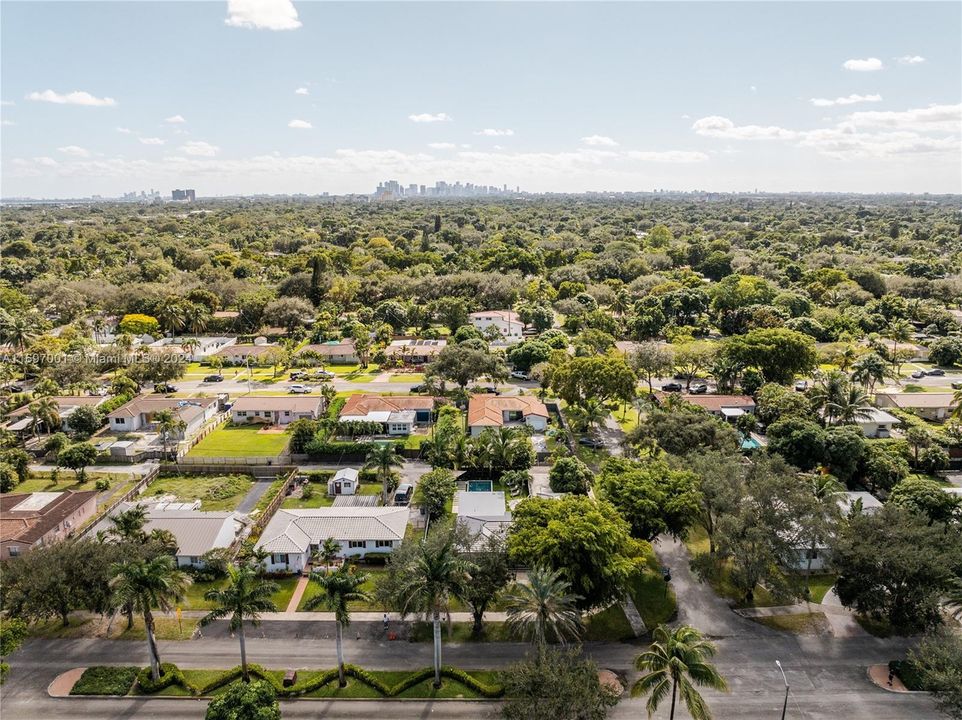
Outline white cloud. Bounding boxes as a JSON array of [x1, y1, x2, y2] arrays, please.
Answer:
[[180, 141, 220, 157], [116, 127, 132, 134], [844, 103, 962, 133], [34, 157, 59, 167], [139, 137, 165, 145], [409, 113, 452, 123], [288, 119, 312, 129], [581, 135, 618, 147], [427, 142, 456, 150], [692, 116, 797, 140], [1, 100, 14, 107], [810, 94, 882, 107], [295, 87, 309, 95], [57, 145, 90, 158], [843, 57, 884, 72], [897, 55, 926, 65], [2, 120, 15, 126], [164, 114, 186, 124], [628, 150, 709, 163], [225, 0, 301, 30], [680, 114, 691, 120], [474, 128, 514, 137], [26, 89, 116, 107]]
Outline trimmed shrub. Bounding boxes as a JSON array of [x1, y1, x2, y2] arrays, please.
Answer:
[[136, 663, 190, 694], [71, 666, 139, 696]]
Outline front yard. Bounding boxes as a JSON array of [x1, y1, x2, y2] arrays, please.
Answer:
[[188, 424, 291, 457], [145, 473, 254, 511]]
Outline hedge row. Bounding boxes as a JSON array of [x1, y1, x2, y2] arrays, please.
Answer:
[[305, 439, 406, 457], [134, 662, 503, 698], [70, 666, 140, 695]]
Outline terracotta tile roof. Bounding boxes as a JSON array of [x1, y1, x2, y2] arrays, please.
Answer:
[[339, 394, 437, 417], [467, 395, 549, 427], [0, 490, 98, 546], [683, 394, 756, 412]]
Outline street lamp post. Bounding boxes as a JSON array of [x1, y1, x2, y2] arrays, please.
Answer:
[[775, 660, 789, 720]]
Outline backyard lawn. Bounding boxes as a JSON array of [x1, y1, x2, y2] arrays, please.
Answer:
[[188, 424, 290, 457], [282, 483, 381, 509], [145, 473, 254, 511], [11, 471, 132, 494]]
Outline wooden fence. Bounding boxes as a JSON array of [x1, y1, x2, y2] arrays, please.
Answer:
[[76, 463, 161, 539]]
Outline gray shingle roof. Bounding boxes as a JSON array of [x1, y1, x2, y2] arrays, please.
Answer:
[[255, 507, 409, 554]]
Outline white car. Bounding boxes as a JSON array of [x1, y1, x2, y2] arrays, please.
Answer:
[[510, 371, 530, 381], [288, 384, 313, 394]]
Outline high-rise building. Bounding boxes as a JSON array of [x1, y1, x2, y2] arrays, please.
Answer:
[[171, 189, 186, 201]]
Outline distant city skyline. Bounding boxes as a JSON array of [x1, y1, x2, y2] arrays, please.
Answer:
[[1, 1, 960, 197]]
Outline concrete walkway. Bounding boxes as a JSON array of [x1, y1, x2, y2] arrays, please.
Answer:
[[236, 478, 279, 515], [621, 596, 647, 637], [285, 575, 311, 613]]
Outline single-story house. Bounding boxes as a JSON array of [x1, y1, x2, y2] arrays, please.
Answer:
[[787, 491, 883, 571], [297, 340, 359, 365], [144, 508, 239, 568], [327, 468, 359, 496], [875, 339, 929, 362], [255, 506, 410, 573], [876, 393, 958, 422], [383, 339, 447, 365], [339, 394, 437, 435], [1, 490, 98, 560], [455, 491, 512, 551], [107, 396, 219, 435], [231, 395, 324, 426], [838, 491, 883, 516], [467, 395, 549, 436], [852, 407, 901, 438], [212, 343, 280, 365], [4, 395, 108, 435], [469, 310, 524, 341], [683, 394, 756, 420], [148, 336, 237, 362]]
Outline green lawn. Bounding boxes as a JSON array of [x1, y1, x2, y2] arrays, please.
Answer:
[[752, 612, 831, 635], [582, 604, 635, 641], [628, 545, 677, 629], [298, 566, 385, 611], [28, 616, 197, 641], [409, 621, 514, 643], [188, 424, 290, 457], [12, 471, 130, 494], [389, 374, 424, 383], [282, 482, 381, 509], [684, 527, 778, 608], [145, 473, 254, 511], [805, 574, 837, 603]]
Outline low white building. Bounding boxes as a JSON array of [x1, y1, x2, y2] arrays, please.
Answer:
[[148, 336, 237, 362], [455, 491, 512, 551], [787, 491, 884, 572], [297, 340, 359, 365], [256, 506, 409, 573], [469, 310, 524, 341], [852, 408, 901, 438], [467, 395, 548, 436], [107, 396, 219, 436], [875, 393, 958, 422], [231, 396, 324, 426], [327, 468, 359, 496]]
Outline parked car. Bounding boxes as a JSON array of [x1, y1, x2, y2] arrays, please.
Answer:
[[910, 370, 926, 379], [203, 374, 224, 383], [511, 370, 530, 381], [689, 384, 708, 394], [952, 381, 962, 390], [288, 384, 313, 394], [578, 436, 605, 449], [154, 383, 178, 394], [2, 384, 24, 393], [661, 382, 683, 392], [289, 371, 305, 380], [794, 380, 808, 392], [314, 370, 335, 378], [394, 483, 413, 506], [925, 369, 945, 377], [410, 384, 426, 393]]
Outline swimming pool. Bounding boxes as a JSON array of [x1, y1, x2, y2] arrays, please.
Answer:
[[467, 480, 493, 492]]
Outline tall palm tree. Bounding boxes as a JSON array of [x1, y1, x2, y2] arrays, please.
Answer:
[[950, 389, 962, 422], [808, 370, 849, 425], [830, 385, 874, 425], [570, 398, 609, 434], [851, 352, 888, 395], [153, 409, 187, 459], [475, 427, 526, 476], [885, 319, 914, 373], [180, 337, 200, 357], [199, 565, 278, 681], [304, 565, 370, 687], [156, 297, 187, 337], [315, 537, 341, 567], [397, 537, 475, 688], [364, 442, 404, 505], [109, 505, 149, 543], [632, 624, 728, 720], [833, 344, 859, 373], [503, 565, 582, 654], [110, 555, 191, 681], [183, 304, 209, 335]]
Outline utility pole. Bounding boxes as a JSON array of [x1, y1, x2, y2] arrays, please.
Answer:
[[776, 660, 789, 720]]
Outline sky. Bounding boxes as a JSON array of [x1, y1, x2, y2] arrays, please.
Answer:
[[1, 1, 961, 198]]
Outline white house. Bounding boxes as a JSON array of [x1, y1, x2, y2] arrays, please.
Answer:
[[852, 407, 901, 438], [338, 394, 436, 435], [212, 343, 279, 366], [256, 506, 409, 573], [455, 491, 512, 551], [469, 310, 524, 341], [4, 395, 108, 436], [383, 339, 447, 365], [787, 491, 883, 572], [107, 396, 218, 436], [467, 395, 548, 436], [327, 468, 359, 496], [231, 396, 324, 426], [875, 393, 958, 422], [143, 509, 239, 568], [297, 340, 359, 365], [148, 336, 237, 362]]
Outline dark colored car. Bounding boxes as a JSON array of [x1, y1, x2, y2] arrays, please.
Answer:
[[203, 374, 224, 383], [3, 384, 24, 393], [689, 384, 708, 394], [925, 369, 945, 377], [661, 382, 683, 392], [410, 384, 426, 393], [154, 383, 178, 394], [578, 436, 605, 449], [952, 382, 962, 390], [910, 370, 926, 379]]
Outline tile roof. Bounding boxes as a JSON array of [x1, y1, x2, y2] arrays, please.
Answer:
[[232, 395, 323, 413], [0, 490, 97, 546], [878, 393, 957, 410], [340, 394, 436, 417], [213, 344, 278, 357], [467, 394, 548, 427], [107, 395, 217, 420], [298, 341, 356, 356], [144, 510, 237, 557], [256, 507, 409, 554]]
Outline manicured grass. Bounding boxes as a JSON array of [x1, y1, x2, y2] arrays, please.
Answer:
[[684, 527, 778, 608], [582, 604, 635, 641], [71, 666, 139, 695], [614, 403, 640, 432], [410, 621, 514, 643], [189, 423, 291, 457], [629, 545, 677, 629], [268, 575, 301, 611], [752, 612, 831, 635], [297, 567, 385, 611], [805, 574, 837, 603], [403, 433, 430, 450], [28, 616, 198, 641], [13, 471, 131, 494], [855, 615, 897, 638], [180, 578, 229, 610], [145, 473, 254, 511], [389, 374, 425, 383], [282, 482, 381, 509]]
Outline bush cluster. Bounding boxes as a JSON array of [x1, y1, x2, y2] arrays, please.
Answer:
[[70, 666, 140, 695]]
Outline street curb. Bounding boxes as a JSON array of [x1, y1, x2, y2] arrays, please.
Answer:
[[865, 665, 930, 694]]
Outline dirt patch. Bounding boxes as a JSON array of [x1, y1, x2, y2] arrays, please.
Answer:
[[258, 425, 287, 434], [867, 664, 909, 692]]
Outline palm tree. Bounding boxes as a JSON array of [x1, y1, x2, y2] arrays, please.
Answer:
[[109, 505, 149, 542], [851, 352, 888, 394], [950, 389, 962, 422], [154, 409, 187, 459], [833, 344, 859, 373], [808, 370, 849, 425], [183, 303, 209, 335], [364, 442, 404, 505], [180, 337, 200, 358], [110, 555, 191, 681], [156, 297, 187, 337], [803, 475, 844, 584], [315, 537, 341, 568], [28, 397, 60, 436], [632, 624, 728, 720], [944, 576, 962, 620], [397, 537, 475, 688], [503, 565, 582, 653], [569, 398, 609, 434], [199, 565, 278, 681], [885, 319, 914, 373], [830, 385, 874, 425], [0, 310, 40, 377], [475, 427, 527, 476], [304, 565, 370, 687]]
